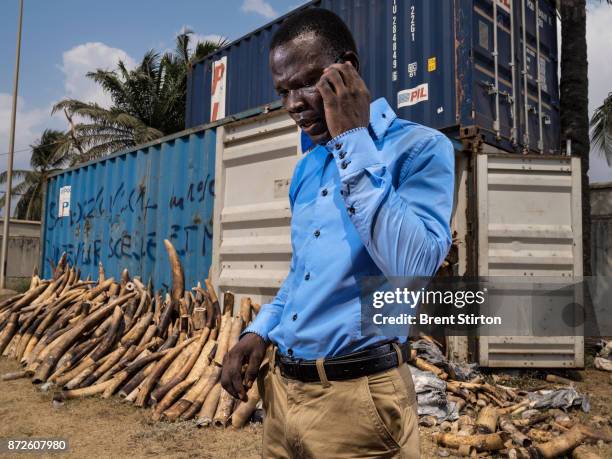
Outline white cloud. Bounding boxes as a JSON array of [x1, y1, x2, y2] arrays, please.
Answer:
[[586, 3, 612, 183], [0, 94, 56, 171], [173, 27, 228, 56], [60, 42, 135, 108], [1, 41, 134, 183], [241, 0, 278, 19]]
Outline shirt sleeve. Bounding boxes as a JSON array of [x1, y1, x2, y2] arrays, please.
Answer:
[[326, 127, 454, 277]]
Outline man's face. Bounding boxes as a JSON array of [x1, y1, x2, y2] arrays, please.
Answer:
[[270, 33, 335, 145]]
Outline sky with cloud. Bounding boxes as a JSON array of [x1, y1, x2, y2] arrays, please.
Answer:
[[1, 0, 611, 185], [0, 0, 301, 175]]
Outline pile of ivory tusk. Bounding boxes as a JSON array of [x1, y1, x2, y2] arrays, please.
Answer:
[[1, 245, 611, 453], [411, 338, 611, 458], [0, 239, 262, 429]]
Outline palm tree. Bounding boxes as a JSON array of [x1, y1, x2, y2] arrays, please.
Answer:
[[559, 0, 611, 276], [53, 31, 227, 163], [590, 92, 612, 165], [0, 130, 69, 220], [159, 30, 227, 131]]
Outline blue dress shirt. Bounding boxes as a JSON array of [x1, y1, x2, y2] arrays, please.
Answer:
[[243, 98, 455, 360]]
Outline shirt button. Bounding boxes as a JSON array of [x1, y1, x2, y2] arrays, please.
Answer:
[[348, 206, 356, 215], [292, 313, 298, 321], [321, 189, 328, 197], [341, 161, 348, 169], [314, 230, 320, 238], [335, 143, 342, 150], [304, 273, 311, 281], [339, 151, 346, 160]]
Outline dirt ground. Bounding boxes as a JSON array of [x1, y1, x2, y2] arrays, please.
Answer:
[[0, 357, 610, 459], [0, 359, 261, 459]]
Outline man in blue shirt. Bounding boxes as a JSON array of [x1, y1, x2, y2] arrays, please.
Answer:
[[221, 8, 454, 458]]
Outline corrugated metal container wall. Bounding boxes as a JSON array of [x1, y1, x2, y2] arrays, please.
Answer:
[[41, 128, 216, 291], [476, 154, 584, 367], [186, 0, 559, 154], [211, 111, 300, 308]]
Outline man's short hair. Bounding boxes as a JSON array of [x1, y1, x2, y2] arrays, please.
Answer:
[[270, 8, 357, 60]]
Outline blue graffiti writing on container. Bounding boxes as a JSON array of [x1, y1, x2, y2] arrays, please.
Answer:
[[107, 231, 157, 262], [46, 184, 158, 232], [45, 177, 215, 269], [169, 175, 214, 210]]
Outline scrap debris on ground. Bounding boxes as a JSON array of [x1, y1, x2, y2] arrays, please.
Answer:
[[410, 338, 612, 458], [594, 339, 612, 373]]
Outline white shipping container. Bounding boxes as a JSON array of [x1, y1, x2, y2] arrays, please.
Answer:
[[211, 109, 584, 368], [475, 154, 584, 368], [211, 111, 300, 309]]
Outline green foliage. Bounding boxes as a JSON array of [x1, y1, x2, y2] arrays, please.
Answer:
[[0, 129, 69, 220], [53, 30, 227, 163], [590, 92, 612, 165]]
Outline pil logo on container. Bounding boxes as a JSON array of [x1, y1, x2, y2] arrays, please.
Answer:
[[210, 56, 227, 122], [397, 83, 429, 109]]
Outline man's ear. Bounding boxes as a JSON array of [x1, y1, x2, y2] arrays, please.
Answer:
[[342, 51, 360, 72]]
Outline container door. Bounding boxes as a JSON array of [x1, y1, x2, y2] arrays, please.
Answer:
[[393, 0, 457, 130], [471, 0, 518, 146], [211, 110, 301, 311], [466, 0, 559, 154], [476, 154, 584, 367], [515, 0, 560, 153]]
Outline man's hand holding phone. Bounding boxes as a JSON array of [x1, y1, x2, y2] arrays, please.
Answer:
[[316, 60, 371, 139]]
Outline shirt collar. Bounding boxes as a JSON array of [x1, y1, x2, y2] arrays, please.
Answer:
[[300, 97, 397, 153]]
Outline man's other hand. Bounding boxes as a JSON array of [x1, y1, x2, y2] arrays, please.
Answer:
[[316, 62, 370, 139], [221, 332, 267, 402]]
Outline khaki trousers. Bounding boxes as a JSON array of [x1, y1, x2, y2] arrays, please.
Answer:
[[257, 353, 420, 459]]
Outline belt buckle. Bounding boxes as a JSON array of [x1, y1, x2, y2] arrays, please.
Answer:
[[281, 355, 301, 380], [293, 358, 304, 381]]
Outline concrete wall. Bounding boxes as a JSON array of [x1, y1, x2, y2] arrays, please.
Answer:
[[0, 220, 41, 281], [591, 183, 612, 217], [591, 183, 612, 278]]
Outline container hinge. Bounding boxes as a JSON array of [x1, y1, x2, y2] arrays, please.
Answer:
[[499, 90, 512, 104], [493, 119, 500, 135], [483, 81, 498, 96], [510, 130, 518, 146]]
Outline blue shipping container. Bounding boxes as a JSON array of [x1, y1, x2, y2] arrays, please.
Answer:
[[41, 128, 216, 291], [186, 0, 559, 153]]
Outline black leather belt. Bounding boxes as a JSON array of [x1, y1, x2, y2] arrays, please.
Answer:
[[275, 341, 410, 383]]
